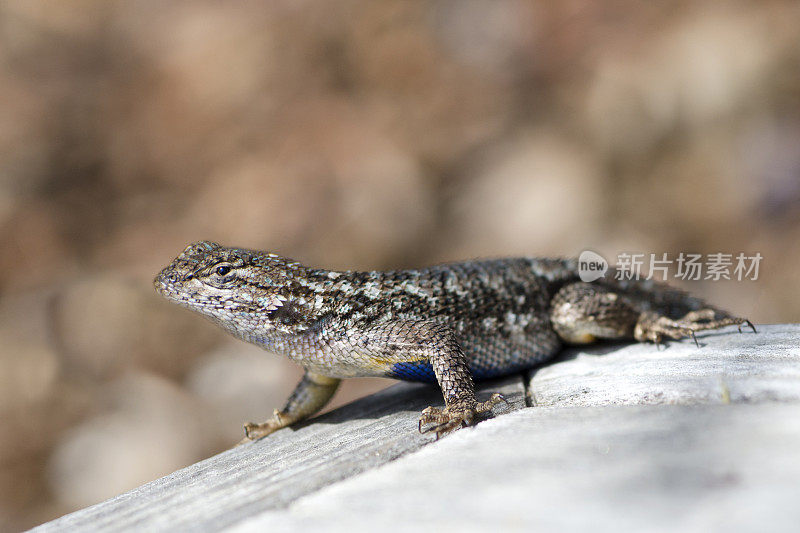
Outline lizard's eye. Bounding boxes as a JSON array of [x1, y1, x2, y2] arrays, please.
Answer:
[[215, 265, 232, 276]]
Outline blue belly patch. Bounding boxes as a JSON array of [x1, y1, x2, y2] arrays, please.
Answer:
[[388, 361, 508, 383], [388, 361, 437, 382]]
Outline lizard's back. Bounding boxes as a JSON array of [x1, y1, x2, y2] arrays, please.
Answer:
[[335, 257, 581, 381], [334, 256, 732, 382]]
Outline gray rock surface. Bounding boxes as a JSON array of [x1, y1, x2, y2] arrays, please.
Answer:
[[235, 403, 800, 533], [31, 377, 525, 532], [530, 323, 799, 406], [30, 325, 800, 533]]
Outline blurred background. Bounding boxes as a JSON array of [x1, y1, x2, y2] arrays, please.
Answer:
[[1, 1, 799, 529]]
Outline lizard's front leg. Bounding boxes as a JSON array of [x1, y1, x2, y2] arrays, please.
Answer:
[[364, 320, 504, 438], [241, 370, 340, 443]]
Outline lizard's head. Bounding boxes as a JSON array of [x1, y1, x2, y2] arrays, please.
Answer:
[[154, 241, 307, 334]]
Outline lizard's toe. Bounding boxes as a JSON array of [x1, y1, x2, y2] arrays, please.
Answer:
[[638, 318, 696, 345], [476, 392, 506, 413], [425, 418, 466, 439], [242, 410, 288, 441], [419, 407, 474, 439], [418, 406, 447, 431], [419, 393, 507, 437], [636, 310, 754, 346], [243, 421, 271, 440]]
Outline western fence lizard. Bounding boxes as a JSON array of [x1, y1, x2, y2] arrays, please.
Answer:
[[154, 241, 755, 440]]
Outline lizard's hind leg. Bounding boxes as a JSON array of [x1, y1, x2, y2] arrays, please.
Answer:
[[550, 282, 754, 346], [549, 282, 641, 343]]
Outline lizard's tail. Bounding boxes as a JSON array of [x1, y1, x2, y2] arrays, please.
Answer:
[[599, 273, 734, 321]]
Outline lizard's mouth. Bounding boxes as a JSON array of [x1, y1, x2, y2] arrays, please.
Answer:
[[153, 267, 250, 313], [153, 270, 167, 294], [153, 266, 187, 300]]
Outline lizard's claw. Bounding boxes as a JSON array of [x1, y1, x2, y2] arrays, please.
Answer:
[[689, 330, 699, 348], [417, 393, 505, 439], [739, 319, 757, 334]]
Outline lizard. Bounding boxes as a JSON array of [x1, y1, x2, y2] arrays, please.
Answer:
[[154, 241, 755, 441]]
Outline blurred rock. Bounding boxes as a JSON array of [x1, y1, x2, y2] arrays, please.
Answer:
[[433, 0, 538, 77], [738, 117, 800, 222], [584, 5, 783, 159], [53, 276, 223, 380], [183, 105, 436, 269], [186, 342, 395, 445], [0, 292, 58, 411], [47, 372, 212, 509], [0, 292, 90, 530], [446, 131, 602, 258], [0, 75, 52, 201], [0, 203, 73, 292], [0, 335, 58, 410], [620, 135, 759, 247], [186, 342, 302, 443]]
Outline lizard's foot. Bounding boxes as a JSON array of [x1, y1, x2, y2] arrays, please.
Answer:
[[237, 409, 291, 445], [418, 393, 506, 439], [635, 309, 756, 346]]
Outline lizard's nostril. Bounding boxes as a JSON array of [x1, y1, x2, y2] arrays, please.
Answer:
[[155, 268, 183, 285]]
